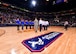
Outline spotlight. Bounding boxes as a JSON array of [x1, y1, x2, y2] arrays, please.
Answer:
[[31, 0, 36, 7], [46, 0, 49, 1]]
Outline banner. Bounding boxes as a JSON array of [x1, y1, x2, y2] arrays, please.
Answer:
[[56, 0, 67, 4]]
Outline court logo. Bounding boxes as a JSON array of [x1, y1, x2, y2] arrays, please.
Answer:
[[22, 32, 63, 52]]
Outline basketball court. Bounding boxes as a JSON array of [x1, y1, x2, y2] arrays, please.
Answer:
[[0, 26, 76, 54]]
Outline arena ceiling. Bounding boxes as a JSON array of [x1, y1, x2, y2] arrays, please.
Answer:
[[1, 0, 76, 12]]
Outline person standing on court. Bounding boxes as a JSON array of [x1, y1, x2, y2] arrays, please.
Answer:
[[64, 21, 69, 30], [39, 18, 43, 32], [43, 21, 49, 30], [21, 18, 25, 30], [15, 18, 20, 31], [34, 18, 38, 32]]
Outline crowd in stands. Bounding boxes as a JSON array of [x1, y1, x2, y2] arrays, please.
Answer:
[[0, 11, 23, 24], [0, 9, 76, 27]]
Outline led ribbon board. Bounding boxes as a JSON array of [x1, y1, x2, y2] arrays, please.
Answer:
[[22, 32, 63, 52]]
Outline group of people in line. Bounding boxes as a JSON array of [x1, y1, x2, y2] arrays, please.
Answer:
[[16, 18, 49, 32], [16, 17, 70, 32]]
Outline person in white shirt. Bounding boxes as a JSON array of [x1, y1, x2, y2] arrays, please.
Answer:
[[64, 21, 69, 30], [39, 18, 43, 32], [43, 21, 49, 30], [34, 18, 38, 32]]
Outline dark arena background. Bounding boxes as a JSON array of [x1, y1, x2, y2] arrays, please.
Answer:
[[0, 0, 76, 54]]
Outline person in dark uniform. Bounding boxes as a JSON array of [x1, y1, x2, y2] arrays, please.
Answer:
[[0, 15, 3, 24], [0, 16, 2, 23]]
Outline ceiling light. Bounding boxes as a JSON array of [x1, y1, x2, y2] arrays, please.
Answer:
[[25, 0, 27, 1], [46, 0, 49, 1], [32, 0, 36, 7]]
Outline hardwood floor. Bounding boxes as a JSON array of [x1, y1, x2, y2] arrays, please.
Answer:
[[0, 29, 5, 36], [0, 26, 76, 54]]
